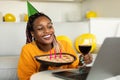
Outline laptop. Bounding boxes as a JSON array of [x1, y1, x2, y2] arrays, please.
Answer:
[[52, 37, 120, 80]]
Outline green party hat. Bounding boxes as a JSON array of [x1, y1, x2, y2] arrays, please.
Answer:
[[27, 1, 39, 17]]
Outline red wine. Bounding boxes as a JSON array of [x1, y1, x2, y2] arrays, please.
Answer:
[[79, 45, 91, 55]]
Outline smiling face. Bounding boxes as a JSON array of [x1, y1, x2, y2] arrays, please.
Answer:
[[31, 16, 55, 45]]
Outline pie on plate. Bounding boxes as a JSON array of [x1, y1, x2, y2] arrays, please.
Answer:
[[35, 53, 76, 67]]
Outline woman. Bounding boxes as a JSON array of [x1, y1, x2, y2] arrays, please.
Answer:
[[17, 12, 92, 80]]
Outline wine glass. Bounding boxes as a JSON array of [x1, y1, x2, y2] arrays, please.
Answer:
[[78, 38, 92, 73]]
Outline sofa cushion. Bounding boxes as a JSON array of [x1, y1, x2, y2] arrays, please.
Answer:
[[0, 56, 19, 80]]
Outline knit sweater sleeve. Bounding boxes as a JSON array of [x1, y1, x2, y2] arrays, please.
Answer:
[[17, 45, 38, 80]]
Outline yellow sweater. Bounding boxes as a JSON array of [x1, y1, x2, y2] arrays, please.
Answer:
[[17, 40, 79, 80]]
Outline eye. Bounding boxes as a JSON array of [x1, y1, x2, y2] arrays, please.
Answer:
[[35, 25, 43, 30], [37, 28, 43, 30], [48, 23, 53, 29], [48, 25, 53, 29]]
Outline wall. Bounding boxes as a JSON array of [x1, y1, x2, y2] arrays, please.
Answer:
[[90, 18, 120, 45], [1, 0, 120, 22], [82, 0, 120, 20], [0, 0, 82, 22]]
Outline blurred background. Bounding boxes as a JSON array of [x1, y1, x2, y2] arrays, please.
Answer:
[[0, 0, 120, 22]]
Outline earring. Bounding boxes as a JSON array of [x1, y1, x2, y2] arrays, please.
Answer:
[[32, 37, 34, 41]]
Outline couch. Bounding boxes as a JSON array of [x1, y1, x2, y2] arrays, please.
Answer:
[[0, 22, 26, 80]]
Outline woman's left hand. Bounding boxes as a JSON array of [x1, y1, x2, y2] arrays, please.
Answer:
[[83, 53, 93, 64]]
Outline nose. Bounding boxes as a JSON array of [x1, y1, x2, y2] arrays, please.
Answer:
[[44, 28, 49, 33]]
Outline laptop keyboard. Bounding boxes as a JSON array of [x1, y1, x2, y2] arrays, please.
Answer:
[[52, 67, 91, 80], [66, 72, 89, 80]]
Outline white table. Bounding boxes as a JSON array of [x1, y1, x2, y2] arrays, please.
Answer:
[[30, 54, 97, 80], [30, 70, 63, 80]]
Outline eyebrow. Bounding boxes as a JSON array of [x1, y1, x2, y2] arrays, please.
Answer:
[[48, 22, 53, 25], [34, 22, 53, 28]]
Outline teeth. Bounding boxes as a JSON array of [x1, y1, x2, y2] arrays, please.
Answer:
[[43, 35, 51, 38]]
